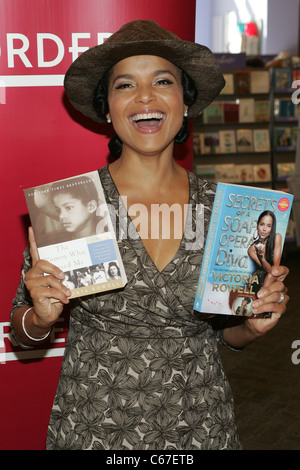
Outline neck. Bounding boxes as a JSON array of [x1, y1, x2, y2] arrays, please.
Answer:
[[109, 146, 180, 189]]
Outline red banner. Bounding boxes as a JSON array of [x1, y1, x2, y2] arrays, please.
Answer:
[[0, 0, 196, 449]]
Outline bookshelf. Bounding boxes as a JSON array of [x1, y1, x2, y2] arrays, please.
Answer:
[[272, 68, 299, 188], [193, 67, 298, 190]]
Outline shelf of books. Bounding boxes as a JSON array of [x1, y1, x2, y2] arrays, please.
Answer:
[[193, 67, 298, 188], [193, 68, 272, 186], [272, 68, 299, 189], [193, 65, 299, 242]]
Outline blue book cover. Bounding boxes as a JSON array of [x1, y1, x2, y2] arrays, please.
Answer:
[[193, 183, 294, 317]]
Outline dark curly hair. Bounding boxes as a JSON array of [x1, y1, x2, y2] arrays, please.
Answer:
[[93, 67, 198, 158]]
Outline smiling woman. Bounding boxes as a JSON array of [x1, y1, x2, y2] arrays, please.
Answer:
[[106, 55, 186, 157], [94, 57, 197, 157], [11, 19, 291, 451]]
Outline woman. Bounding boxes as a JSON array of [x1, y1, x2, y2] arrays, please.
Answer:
[[247, 211, 283, 318], [235, 297, 252, 316], [10, 20, 289, 450], [106, 261, 121, 280], [248, 210, 282, 276]]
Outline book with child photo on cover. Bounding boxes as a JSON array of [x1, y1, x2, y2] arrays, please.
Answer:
[[24, 171, 127, 300], [193, 183, 293, 318]]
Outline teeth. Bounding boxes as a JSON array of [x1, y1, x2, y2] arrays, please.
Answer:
[[131, 112, 163, 122]]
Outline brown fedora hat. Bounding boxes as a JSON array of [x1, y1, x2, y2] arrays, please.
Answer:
[[64, 20, 225, 123]]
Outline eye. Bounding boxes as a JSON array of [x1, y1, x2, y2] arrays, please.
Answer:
[[155, 78, 173, 86], [115, 82, 134, 90]]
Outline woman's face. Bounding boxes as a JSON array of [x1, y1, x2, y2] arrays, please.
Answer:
[[53, 193, 94, 233], [107, 55, 187, 157], [109, 265, 118, 277], [257, 215, 273, 240]]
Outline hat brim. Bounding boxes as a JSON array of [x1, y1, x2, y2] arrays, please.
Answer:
[[64, 39, 225, 123]]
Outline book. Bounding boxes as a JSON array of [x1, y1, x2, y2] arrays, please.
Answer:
[[255, 100, 270, 122], [252, 163, 272, 182], [223, 101, 239, 123], [194, 165, 216, 181], [235, 164, 254, 183], [292, 69, 300, 82], [193, 132, 201, 156], [274, 98, 297, 121], [214, 164, 236, 183], [238, 98, 255, 122], [219, 130, 236, 153], [250, 70, 270, 94], [236, 129, 253, 152], [200, 132, 220, 154], [277, 162, 295, 180], [202, 101, 224, 124], [220, 73, 235, 94], [274, 127, 297, 150], [235, 70, 251, 94], [253, 129, 270, 152], [24, 171, 127, 300], [193, 183, 294, 316], [273, 68, 292, 91]]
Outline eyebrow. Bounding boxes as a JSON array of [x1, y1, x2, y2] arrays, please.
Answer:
[[111, 69, 179, 85]]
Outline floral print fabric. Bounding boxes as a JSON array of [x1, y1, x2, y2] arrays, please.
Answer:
[[11, 166, 241, 450]]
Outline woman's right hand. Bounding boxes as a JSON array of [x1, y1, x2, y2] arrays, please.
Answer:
[[255, 242, 265, 259], [25, 227, 71, 330]]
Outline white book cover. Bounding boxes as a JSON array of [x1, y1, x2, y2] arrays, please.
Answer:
[[253, 129, 270, 152], [24, 171, 127, 300], [239, 98, 255, 123], [219, 130, 236, 153], [236, 129, 253, 152]]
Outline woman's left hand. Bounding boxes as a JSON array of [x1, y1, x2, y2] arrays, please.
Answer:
[[247, 265, 289, 337]]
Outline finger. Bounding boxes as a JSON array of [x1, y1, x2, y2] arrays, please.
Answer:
[[30, 285, 71, 306], [263, 266, 289, 288], [26, 271, 69, 293], [28, 227, 40, 265], [27, 274, 71, 307], [257, 280, 286, 297], [26, 258, 65, 281], [254, 289, 288, 306], [252, 292, 289, 317]]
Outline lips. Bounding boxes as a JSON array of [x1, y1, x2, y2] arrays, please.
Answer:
[[129, 111, 166, 132]]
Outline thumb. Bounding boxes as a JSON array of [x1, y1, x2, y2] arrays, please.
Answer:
[[28, 226, 40, 265]]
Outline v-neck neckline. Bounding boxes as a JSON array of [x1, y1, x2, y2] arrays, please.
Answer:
[[104, 165, 193, 275]]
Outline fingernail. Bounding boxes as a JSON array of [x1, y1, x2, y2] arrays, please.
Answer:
[[257, 290, 266, 298]]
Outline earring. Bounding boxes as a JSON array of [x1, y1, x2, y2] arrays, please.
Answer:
[[106, 115, 111, 124], [184, 109, 188, 118]]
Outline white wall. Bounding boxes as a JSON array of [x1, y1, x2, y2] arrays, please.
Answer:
[[195, 0, 212, 47], [195, 0, 299, 56]]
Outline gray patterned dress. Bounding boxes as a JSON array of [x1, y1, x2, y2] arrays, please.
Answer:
[[11, 166, 241, 450]]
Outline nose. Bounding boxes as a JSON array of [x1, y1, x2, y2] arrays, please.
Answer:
[[58, 208, 67, 220], [135, 83, 155, 104]]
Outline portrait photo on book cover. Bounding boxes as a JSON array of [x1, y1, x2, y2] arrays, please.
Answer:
[[25, 173, 109, 247], [229, 209, 282, 317]]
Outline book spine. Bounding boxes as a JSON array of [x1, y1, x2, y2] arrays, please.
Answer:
[[194, 183, 225, 307]]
